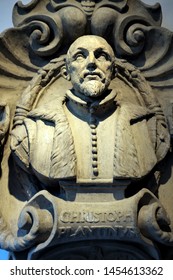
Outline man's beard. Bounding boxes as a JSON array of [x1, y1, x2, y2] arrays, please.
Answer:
[[77, 80, 107, 97]]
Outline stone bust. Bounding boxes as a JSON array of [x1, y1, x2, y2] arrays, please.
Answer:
[[1, 0, 173, 260], [10, 35, 169, 196]]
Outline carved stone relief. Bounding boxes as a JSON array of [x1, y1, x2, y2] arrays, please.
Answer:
[[0, 0, 173, 260]]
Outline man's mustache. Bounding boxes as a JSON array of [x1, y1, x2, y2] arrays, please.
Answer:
[[82, 71, 104, 79]]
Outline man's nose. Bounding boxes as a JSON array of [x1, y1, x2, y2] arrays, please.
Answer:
[[86, 52, 96, 70]]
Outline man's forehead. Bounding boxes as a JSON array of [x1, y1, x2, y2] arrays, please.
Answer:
[[68, 36, 114, 56]]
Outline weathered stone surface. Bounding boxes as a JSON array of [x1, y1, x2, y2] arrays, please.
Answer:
[[0, 0, 173, 260]]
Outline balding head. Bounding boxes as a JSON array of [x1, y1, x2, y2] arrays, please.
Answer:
[[67, 35, 115, 63]]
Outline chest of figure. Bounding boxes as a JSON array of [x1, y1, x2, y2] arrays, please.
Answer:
[[27, 104, 157, 184], [64, 104, 118, 183], [64, 103, 157, 183]]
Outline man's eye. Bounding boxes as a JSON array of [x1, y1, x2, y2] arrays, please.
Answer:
[[98, 54, 107, 60], [74, 53, 85, 61], [96, 52, 109, 61]]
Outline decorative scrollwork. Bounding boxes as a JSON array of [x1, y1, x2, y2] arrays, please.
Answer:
[[0, 191, 54, 252], [12, 0, 165, 66], [114, 18, 153, 57], [0, 207, 38, 252], [16, 0, 40, 11], [138, 27, 173, 88], [50, 0, 128, 16], [23, 16, 63, 56], [126, 23, 146, 51], [138, 202, 173, 245], [13, 3, 87, 57]]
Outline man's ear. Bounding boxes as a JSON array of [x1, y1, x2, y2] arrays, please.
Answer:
[[112, 64, 118, 79], [60, 65, 71, 81]]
